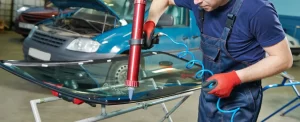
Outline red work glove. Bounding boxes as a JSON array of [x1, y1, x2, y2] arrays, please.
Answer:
[[202, 71, 241, 98], [142, 21, 158, 49]]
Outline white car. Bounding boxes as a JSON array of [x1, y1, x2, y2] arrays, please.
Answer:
[[286, 34, 300, 61]]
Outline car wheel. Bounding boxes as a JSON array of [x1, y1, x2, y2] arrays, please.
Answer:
[[111, 60, 128, 85], [107, 59, 145, 86]]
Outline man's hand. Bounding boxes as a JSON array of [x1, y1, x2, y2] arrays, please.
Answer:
[[142, 21, 157, 49], [202, 71, 241, 98]]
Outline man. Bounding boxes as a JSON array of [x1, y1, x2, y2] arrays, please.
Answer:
[[143, 0, 293, 121]]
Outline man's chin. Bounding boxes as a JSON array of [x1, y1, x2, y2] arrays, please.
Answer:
[[203, 8, 213, 12], [204, 7, 218, 12]]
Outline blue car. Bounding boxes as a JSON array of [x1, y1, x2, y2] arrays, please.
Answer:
[[23, 0, 202, 83]]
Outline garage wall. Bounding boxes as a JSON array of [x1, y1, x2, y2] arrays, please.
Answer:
[[0, 0, 44, 29], [14, 0, 44, 19], [0, 0, 12, 28], [279, 15, 300, 41], [271, 0, 300, 17], [271, 0, 300, 41]]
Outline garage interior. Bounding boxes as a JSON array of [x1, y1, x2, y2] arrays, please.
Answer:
[[0, 0, 300, 122]]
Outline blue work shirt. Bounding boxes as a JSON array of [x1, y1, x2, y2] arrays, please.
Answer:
[[174, 0, 286, 64]]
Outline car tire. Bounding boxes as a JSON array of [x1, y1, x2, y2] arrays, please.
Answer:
[[106, 58, 145, 86]]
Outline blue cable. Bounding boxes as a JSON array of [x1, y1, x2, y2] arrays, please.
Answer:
[[160, 33, 240, 122]]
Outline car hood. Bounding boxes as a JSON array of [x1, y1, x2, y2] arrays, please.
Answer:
[[49, 0, 119, 19], [24, 7, 58, 14]]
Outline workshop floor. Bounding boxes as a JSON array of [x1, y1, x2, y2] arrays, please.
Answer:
[[0, 31, 299, 122]]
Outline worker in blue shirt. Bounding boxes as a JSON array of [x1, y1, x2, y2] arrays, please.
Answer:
[[143, 0, 293, 121]]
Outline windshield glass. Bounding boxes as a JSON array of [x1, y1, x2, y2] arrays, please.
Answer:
[[0, 52, 202, 105], [72, 0, 152, 23], [72, 8, 118, 26]]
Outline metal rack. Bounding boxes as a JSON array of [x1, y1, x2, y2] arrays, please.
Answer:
[[261, 72, 300, 122], [30, 78, 194, 122]]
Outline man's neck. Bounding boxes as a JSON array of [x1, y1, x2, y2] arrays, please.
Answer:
[[220, 0, 230, 6]]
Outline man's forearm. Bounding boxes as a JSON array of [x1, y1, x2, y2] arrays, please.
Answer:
[[147, 0, 175, 23], [236, 55, 292, 83], [236, 39, 293, 83]]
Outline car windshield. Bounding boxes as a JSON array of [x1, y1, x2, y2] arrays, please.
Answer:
[[72, 0, 152, 23], [72, 8, 118, 26], [0, 52, 202, 105]]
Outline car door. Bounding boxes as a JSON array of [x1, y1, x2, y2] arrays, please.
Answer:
[[144, 7, 193, 69], [188, 10, 202, 61], [150, 6, 191, 57]]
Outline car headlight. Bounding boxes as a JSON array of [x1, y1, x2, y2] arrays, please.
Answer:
[[66, 38, 100, 53], [17, 6, 30, 14]]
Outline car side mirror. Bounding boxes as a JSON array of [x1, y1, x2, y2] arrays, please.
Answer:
[[156, 13, 174, 27]]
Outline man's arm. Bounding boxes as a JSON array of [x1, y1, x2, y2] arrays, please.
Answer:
[[236, 4, 294, 83], [146, 0, 175, 23], [237, 38, 293, 82], [203, 4, 293, 98], [203, 36, 293, 98], [142, 0, 176, 49]]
